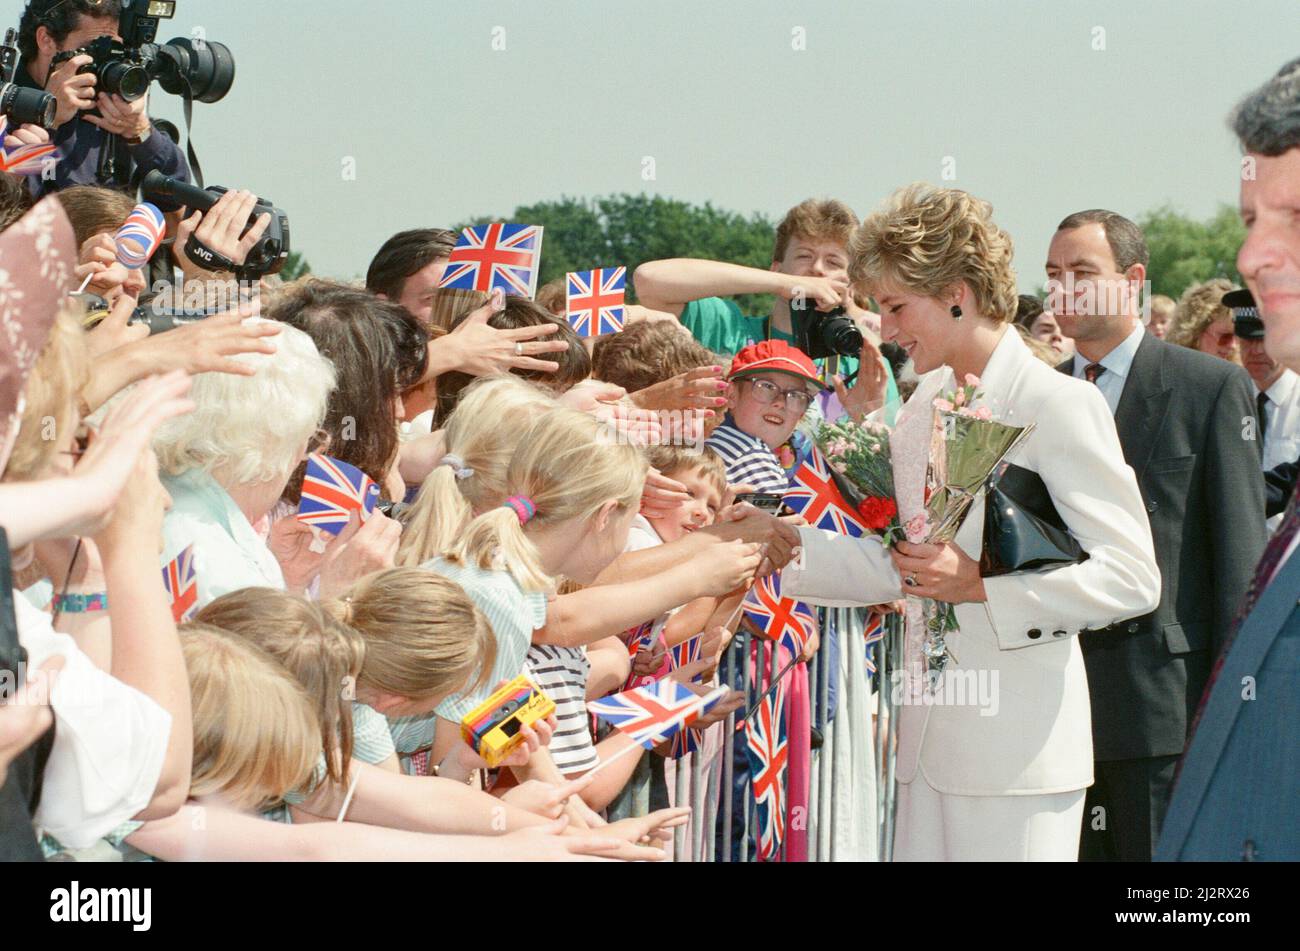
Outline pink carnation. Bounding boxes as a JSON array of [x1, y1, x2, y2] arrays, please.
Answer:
[[905, 513, 931, 543], [974, 405, 993, 421], [964, 374, 982, 388], [933, 398, 954, 413]]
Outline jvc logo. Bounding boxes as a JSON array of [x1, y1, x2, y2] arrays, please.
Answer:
[[49, 882, 151, 932]]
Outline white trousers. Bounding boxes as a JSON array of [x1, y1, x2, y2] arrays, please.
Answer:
[[893, 774, 1085, 862]]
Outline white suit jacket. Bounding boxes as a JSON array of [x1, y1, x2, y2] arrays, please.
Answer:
[[783, 329, 1160, 796]]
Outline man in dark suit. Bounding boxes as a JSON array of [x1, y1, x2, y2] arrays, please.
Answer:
[[1046, 209, 1267, 862], [1157, 57, 1300, 862]]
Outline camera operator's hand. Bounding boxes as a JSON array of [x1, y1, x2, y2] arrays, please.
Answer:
[[779, 274, 850, 312], [833, 334, 890, 424], [174, 190, 273, 279], [83, 91, 151, 141], [44, 53, 96, 127]]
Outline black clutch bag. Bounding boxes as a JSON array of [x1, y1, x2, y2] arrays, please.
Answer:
[[980, 462, 1088, 577]]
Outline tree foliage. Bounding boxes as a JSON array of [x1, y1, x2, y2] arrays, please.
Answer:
[[455, 194, 779, 314], [1138, 204, 1245, 299]]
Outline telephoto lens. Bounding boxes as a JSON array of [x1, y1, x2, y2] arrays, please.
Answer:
[[0, 82, 56, 129]]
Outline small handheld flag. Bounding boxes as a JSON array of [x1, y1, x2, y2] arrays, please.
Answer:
[[438, 223, 543, 298], [784, 447, 868, 538], [745, 673, 790, 861], [296, 453, 381, 536], [588, 679, 728, 750], [565, 267, 625, 337], [864, 610, 885, 675], [666, 632, 705, 682], [742, 573, 817, 659], [161, 545, 199, 624], [114, 202, 167, 270]]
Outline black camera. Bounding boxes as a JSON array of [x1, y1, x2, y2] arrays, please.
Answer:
[[1, 28, 56, 128], [791, 299, 864, 361], [142, 170, 291, 280], [50, 0, 234, 105], [75, 292, 217, 336]]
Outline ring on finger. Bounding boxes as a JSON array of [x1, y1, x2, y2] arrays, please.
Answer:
[[904, 572, 918, 587]]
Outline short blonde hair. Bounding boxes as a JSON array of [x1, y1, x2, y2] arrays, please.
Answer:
[[1167, 279, 1236, 351], [181, 622, 321, 812], [328, 567, 497, 703], [849, 183, 1018, 323], [1148, 294, 1176, 320], [195, 589, 365, 788], [644, 445, 727, 498], [774, 198, 860, 262], [152, 320, 336, 487], [4, 308, 87, 482], [397, 375, 555, 566], [447, 408, 648, 592]]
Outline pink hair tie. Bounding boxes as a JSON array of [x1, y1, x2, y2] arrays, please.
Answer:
[[503, 495, 537, 525]]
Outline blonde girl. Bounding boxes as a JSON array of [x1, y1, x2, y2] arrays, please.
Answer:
[[120, 625, 634, 861]]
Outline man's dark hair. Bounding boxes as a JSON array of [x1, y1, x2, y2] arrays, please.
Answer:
[[268, 279, 430, 502], [1056, 209, 1149, 273], [1229, 57, 1300, 157], [18, 0, 122, 61], [1013, 294, 1044, 331], [365, 228, 458, 300]]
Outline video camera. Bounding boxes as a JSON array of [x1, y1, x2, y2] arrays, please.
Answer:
[[1, 28, 55, 128], [76, 292, 217, 336], [791, 299, 864, 361], [142, 170, 291, 280], [49, 0, 234, 105]]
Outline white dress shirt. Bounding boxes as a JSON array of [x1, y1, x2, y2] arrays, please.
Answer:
[[1071, 321, 1145, 415], [1255, 368, 1300, 471]]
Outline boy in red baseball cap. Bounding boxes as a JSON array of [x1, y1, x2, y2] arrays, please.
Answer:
[[704, 338, 824, 492]]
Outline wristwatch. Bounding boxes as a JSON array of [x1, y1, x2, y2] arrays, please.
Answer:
[[124, 125, 152, 146]]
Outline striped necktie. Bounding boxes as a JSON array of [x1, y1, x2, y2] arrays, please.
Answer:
[[1084, 362, 1105, 384]]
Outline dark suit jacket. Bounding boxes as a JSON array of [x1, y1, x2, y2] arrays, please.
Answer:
[[1059, 334, 1267, 760], [1155, 543, 1300, 861]]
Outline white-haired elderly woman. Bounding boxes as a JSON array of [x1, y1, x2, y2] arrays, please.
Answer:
[[152, 320, 337, 608]]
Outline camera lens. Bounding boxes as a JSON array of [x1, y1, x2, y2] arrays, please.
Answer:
[[1, 84, 58, 129], [101, 61, 151, 101], [820, 313, 864, 357], [158, 38, 235, 104]]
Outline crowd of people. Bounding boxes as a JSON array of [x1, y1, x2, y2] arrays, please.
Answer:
[[1, 0, 1296, 863]]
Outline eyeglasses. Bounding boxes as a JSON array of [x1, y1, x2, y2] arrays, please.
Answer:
[[743, 378, 812, 412]]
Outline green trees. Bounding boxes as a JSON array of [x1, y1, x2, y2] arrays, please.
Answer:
[[1138, 204, 1246, 299]]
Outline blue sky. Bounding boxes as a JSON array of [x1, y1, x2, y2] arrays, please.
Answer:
[[6, 0, 1293, 287]]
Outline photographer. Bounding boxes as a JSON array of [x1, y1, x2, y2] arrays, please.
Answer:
[[14, 0, 190, 200], [633, 197, 897, 423]]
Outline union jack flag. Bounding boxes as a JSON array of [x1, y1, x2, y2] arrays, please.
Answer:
[[622, 619, 662, 691], [744, 674, 789, 861], [742, 573, 818, 659], [565, 267, 625, 337], [784, 447, 867, 538], [588, 679, 728, 750], [0, 117, 59, 175], [161, 545, 198, 624], [667, 632, 704, 682], [297, 453, 380, 536], [864, 610, 885, 675], [438, 223, 543, 298]]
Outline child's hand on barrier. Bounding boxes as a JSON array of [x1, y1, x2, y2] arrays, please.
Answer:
[[498, 772, 594, 820]]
